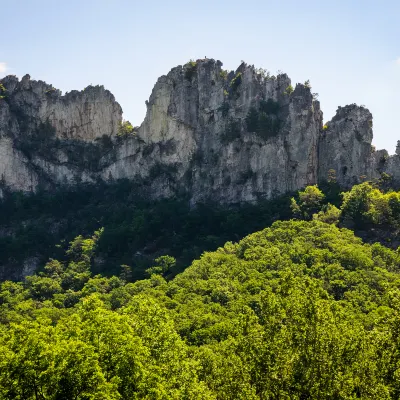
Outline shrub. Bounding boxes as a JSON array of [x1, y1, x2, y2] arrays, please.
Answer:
[[245, 107, 259, 132], [221, 119, 241, 144], [259, 98, 280, 115], [291, 185, 325, 220], [245, 101, 281, 139], [229, 72, 242, 92], [284, 84, 294, 95], [117, 120, 135, 138], [219, 69, 228, 80], [340, 182, 400, 228], [0, 83, 7, 99], [313, 203, 341, 225], [256, 112, 280, 139], [184, 60, 197, 80]]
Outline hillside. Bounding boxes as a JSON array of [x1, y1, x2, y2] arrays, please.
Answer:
[[1, 177, 399, 281], [1, 219, 400, 398]]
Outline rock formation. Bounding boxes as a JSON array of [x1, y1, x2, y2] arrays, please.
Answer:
[[0, 59, 398, 203]]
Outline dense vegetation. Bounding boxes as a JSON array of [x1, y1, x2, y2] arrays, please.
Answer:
[[1, 217, 400, 398], [245, 99, 281, 139], [0, 180, 293, 279], [1, 176, 398, 281]]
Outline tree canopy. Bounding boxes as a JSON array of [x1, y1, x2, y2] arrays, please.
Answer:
[[1, 217, 400, 398]]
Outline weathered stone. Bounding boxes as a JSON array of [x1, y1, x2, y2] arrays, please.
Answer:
[[0, 59, 398, 202], [318, 104, 377, 185], [1, 74, 122, 141]]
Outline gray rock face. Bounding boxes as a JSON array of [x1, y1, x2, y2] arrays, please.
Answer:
[[0, 59, 398, 202], [318, 104, 376, 185], [1, 74, 122, 141]]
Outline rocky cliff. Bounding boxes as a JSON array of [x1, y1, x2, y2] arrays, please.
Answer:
[[0, 59, 398, 203]]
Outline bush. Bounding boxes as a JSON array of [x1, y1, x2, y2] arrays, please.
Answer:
[[245, 104, 281, 139], [341, 182, 400, 229], [117, 120, 135, 138], [245, 107, 259, 132], [291, 185, 325, 220], [259, 98, 280, 115], [0, 83, 6, 99], [256, 112, 280, 139], [229, 72, 242, 92], [184, 60, 197, 80], [219, 69, 228, 80], [221, 119, 241, 143], [284, 84, 294, 95], [313, 203, 340, 225]]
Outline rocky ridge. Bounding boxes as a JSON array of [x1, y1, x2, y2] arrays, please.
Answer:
[[0, 59, 398, 203]]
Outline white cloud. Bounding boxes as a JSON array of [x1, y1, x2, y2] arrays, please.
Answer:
[[0, 62, 7, 74]]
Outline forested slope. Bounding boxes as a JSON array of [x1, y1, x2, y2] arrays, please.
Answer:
[[1, 176, 399, 281], [1, 219, 400, 399]]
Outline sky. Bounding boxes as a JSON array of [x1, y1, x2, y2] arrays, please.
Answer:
[[1, 0, 399, 152]]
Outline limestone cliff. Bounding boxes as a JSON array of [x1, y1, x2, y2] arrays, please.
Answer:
[[0, 59, 398, 202]]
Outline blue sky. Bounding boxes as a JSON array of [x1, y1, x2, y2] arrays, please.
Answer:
[[1, 0, 399, 152]]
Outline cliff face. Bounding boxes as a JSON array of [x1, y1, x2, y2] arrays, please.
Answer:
[[0, 59, 398, 202]]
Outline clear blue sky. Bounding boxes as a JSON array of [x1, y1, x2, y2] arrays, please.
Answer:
[[1, 0, 399, 152]]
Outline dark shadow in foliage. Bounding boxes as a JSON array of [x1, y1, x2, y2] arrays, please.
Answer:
[[245, 99, 281, 140], [220, 119, 241, 144], [0, 179, 294, 281], [184, 60, 197, 81]]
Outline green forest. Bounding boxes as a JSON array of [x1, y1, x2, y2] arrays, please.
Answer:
[[1, 180, 400, 398]]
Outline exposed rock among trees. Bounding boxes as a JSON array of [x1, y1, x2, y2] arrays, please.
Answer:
[[0, 59, 398, 202]]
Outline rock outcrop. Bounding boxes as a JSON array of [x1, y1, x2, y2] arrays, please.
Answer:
[[0, 59, 398, 202]]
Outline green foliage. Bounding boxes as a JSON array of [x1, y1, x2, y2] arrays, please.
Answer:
[[284, 84, 294, 95], [244, 107, 259, 132], [259, 98, 279, 114], [255, 67, 271, 79], [14, 118, 116, 171], [341, 182, 400, 230], [184, 60, 197, 81], [256, 112, 280, 139], [313, 203, 341, 225], [0, 83, 6, 99], [16, 119, 56, 159], [117, 120, 135, 138], [292, 182, 400, 246], [145, 255, 176, 277], [229, 72, 242, 92], [0, 180, 294, 280], [2, 220, 400, 397], [45, 87, 57, 95], [291, 185, 325, 220], [221, 119, 241, 143], [219, 69, 228, 80], [245, 99, 281, 139]]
